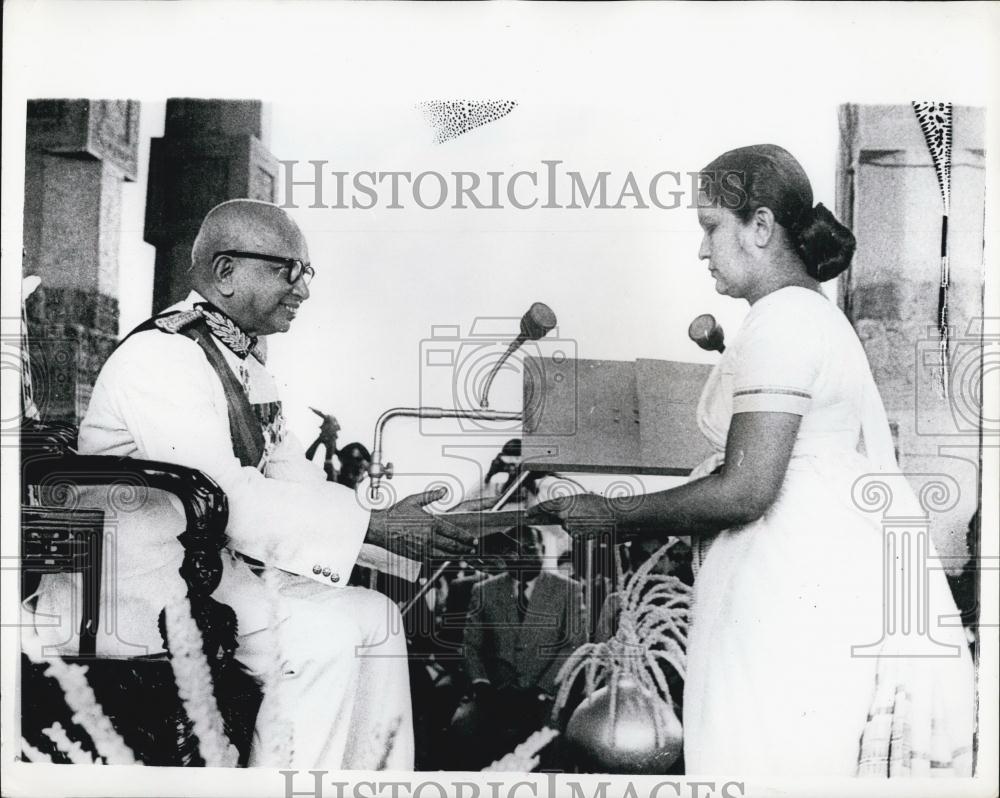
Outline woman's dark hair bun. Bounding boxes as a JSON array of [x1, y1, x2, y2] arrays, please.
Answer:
[[791, 202, 856, 282], [701, 145, 856, 283]]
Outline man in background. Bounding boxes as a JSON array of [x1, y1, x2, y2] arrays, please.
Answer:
[[449, 525, 587, 768]]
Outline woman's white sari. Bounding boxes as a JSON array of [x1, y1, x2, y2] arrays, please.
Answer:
[[683, 286, 975, 777]]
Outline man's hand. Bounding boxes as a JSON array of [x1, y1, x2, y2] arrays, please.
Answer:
[[366, 487, 477, 561]]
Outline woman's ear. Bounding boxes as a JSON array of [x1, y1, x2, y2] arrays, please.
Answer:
[[750, 206, 777, 248], [212, 254, 237, 297]]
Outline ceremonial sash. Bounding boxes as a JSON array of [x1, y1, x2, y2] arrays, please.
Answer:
[[180, 323, 265, 469], [120, 314, 265, 469]]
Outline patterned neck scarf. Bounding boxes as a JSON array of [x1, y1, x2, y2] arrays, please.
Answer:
[[195, 302, 266, 365]]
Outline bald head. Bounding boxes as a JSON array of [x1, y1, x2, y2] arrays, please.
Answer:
[[190, 200, 312, 335], [191, 200, 307, 281]]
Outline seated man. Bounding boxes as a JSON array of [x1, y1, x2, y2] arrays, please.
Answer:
[[32, 199, 473, 770], [449, 525, 587, 768]]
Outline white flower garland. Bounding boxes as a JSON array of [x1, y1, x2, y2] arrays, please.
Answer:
[[23, 645, 137, 765], [482, 727, 559, 772], [43, 722, 98, 764], [254, 565, 294, 767], [20, 738, 54, 764], [163, 593, 239, 767]]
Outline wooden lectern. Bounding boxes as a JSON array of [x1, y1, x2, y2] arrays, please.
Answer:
[[522, 356, 714, 474]]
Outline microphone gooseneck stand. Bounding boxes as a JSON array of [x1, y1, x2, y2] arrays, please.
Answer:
[[368, 303, 558, 618]]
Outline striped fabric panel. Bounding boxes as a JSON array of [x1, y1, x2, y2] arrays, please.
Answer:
[[732, 386, 812, 415], [856, 663, 972, 777]]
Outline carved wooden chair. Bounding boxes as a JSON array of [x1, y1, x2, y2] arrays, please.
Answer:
[[20, 419, 262, 765]]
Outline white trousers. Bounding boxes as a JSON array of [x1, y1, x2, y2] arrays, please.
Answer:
[[234, 578, 414, 771]]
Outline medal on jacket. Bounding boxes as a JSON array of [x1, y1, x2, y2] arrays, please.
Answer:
[[197, 303, 267, 365], [143, 304, 268, 471], [258, 413, 286, 473]]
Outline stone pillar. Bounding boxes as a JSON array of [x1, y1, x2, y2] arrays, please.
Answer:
[[836, 104, 987, 566], [22, 100, 140, 424], [144, 100, 279, 311]]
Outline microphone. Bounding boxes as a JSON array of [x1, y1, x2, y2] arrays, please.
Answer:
[[688, 313, 725, 353], [480, 302, 557, 408], [519, 301, 557, 341]]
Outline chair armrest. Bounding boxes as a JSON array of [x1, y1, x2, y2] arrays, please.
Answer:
[[23, 451, 229, 550], [22, 420, 234, 657], [24, 449, 230, 595]]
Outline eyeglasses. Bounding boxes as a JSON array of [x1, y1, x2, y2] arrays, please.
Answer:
[[214, 250, 315, 286]]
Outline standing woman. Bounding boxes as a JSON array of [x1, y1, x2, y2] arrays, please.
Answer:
[[532, 144, 975, 777]]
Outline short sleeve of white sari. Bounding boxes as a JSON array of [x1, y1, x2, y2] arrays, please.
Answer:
[[731, 296, 822, 416]]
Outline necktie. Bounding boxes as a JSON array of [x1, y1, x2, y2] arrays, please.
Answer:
[[516, 579, 529, 622]]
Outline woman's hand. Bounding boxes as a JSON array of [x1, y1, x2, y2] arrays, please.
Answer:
[[527, 493, 617, 538], [528, 411, 802, 539], [447, 496, 501, 514], [524, 408, 803, 543]]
